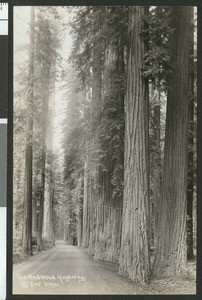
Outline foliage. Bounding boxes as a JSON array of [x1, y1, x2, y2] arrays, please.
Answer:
[[143, 7, 173, 90]]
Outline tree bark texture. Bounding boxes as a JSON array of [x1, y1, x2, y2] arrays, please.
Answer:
[[153, 6, 193, 278], [37, 47, 51, 251], [153, 81, 161, 252], [87, 11, 102, 255], [77, 208, 83, 247], [37, 149, 46, 251], [32, 193, 37, 236], [42, 83, 55, 246], [82, 155, 91, 247], [94, 37, 124, 263], [13, 152, 25, 241], [67, 210, 73, 245], [187, 96, 194, 260], [22, 6, 35, 257], [187, 32, 195, 260], [119, 6, 151, 283]]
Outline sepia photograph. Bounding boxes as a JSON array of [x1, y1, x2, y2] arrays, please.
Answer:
[[13, 5, 197, 295]]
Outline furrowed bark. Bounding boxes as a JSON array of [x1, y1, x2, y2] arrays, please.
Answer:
[[153, 6, 193, 278], [22, 6, 35, 257], [119, 6, 151, 283]]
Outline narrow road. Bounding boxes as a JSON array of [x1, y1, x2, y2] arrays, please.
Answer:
[[13, 240, 140, 295]]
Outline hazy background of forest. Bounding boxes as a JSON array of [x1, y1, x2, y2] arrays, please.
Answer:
[[13, 6, 197, 294]]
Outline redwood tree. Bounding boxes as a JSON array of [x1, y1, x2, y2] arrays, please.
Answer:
[[153, 6, 194, 278], [187, 23, 195, 260], [94, 36, 125, 262], [35, 10, 52, 250], [119, 6, 151, 283], [21, 6, 35, 257]]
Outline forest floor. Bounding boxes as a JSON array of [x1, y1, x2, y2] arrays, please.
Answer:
[[13, 240, 196, 295]]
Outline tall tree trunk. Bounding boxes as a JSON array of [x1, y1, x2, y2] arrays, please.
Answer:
[[88, 8, 102, 255], [67, 210, 73, 245], [37, 59, 51, 251], [50, 188, 55, 245], [77, 208, 83, 247], [32, 194, 37, 236], [32, 165, 39, 236], [82, 155, 90, 247], [37, 148, 46, 251], [187, 33, 195, 260], [21, 7, 35, 257], [94, 35, 125, 263], [187, 97, 194, 260], [82, 87, 92, 248], [153, 79, 161, 252], [153, 6, 193, 278], [119, 6, 150, 283], [42, 76, 55, 247]]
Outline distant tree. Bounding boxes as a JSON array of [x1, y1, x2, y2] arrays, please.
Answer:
[[62, 64, 86, 246], [69, 6, 127, 261]]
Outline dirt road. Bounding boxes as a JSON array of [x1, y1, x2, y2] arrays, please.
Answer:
[[13, 240, 196, 295], [13, 240, 134, 295]]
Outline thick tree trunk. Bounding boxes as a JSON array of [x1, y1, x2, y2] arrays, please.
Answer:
[[42, 84, 55, 246], [43, 176, 55, 246], [88, 161, 98, 255], [36, 15, 53, 251], [21, 7, 35, 257], [82, 87, 93, 249], [37, 63, 51, 251], [94, 36, 125, 263], [187, 36, 195, 260], [119, 6, 150, 283], [88, 9, 102, 255], [13, 154, 25, 242], [187, 97, 194, 260], [153, 7, 193, 278], [153, 80, 161, 252]]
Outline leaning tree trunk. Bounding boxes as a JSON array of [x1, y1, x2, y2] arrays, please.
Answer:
[[153, 6, 193, 278], [119, 6, 151, 283], [21, 6, 35, 257]]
